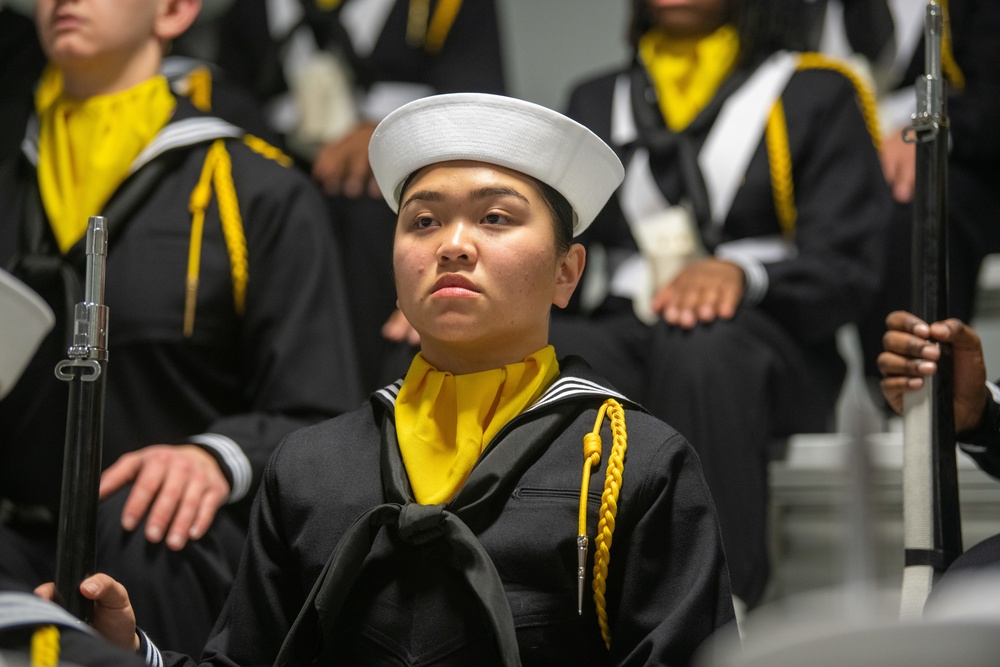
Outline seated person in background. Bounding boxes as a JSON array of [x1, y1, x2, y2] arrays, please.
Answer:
[[180, 0, 509, 393], [879, 310, 1000, 575], [829, 0, 1000, 378], [41, 92, 736, 666], [0, 270, 141, 666], [0, 6, 47, 164], [0, 0, 362, 655], [547, 0, 892, 609]]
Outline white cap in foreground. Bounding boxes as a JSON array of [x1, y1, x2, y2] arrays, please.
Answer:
[[0, 269, 55, 400]]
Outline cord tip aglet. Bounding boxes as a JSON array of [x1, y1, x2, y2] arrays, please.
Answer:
[[577, 535, 588, 615]]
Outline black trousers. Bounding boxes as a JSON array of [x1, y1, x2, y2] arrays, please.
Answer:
[[550, 303, 843, 606], [0, 486, 244, 657]]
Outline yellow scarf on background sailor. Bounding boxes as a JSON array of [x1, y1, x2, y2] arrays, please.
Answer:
[[395, 346, 559, 504], [638, 24, 740, 132], [35, 66, 175, 253]]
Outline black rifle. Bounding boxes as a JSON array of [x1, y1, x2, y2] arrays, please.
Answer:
[[899, 0, 962, 618], [53, 216, 109, 622]]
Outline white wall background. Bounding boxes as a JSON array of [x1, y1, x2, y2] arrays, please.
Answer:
[[496, 0, 631, 111]]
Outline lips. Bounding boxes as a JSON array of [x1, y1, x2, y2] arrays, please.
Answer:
[[431, 274, 480, 296], [52, 10, 84, 31]]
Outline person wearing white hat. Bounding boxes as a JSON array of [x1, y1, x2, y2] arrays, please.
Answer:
[[52, 92, 736, 666]]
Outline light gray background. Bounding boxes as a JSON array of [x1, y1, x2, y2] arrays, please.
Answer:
[[496, 0, 631, 112]]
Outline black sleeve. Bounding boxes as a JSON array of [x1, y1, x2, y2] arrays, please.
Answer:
[[758, 69, 893, 343], [607, 424, 736, 665], [941, 0, 1000, 167], [958, 388, 1000, 481], [419, 0, 507, 94], [363, 0, 507, 95], [202, 145, 363, 510], [164, 439, 305, 667]]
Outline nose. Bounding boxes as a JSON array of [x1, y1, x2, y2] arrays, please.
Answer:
[[437, 221, 477, 265]]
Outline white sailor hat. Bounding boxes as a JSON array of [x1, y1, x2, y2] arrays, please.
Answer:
[[368, 93, 624, 236]]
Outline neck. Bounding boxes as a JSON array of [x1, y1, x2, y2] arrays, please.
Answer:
[[59, 45, 163, 100], [419, 334, 550, 375]]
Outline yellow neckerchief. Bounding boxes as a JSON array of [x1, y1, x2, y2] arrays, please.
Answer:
[[36, 66, 176, 253], [638, 24, 740, 132], [395, 345, 559, 505]]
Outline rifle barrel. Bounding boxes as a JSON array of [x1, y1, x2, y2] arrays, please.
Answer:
[[53, 216, 109, 621]]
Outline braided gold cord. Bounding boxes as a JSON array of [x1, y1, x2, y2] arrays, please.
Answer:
[[243, 135, 294, 168], [424, 0, 464, 53], [185, 144, 218, 337], [762, 52, 884, 239], [30, 625, 60, 667], [765, 100, 797, 238], [940, 0, 966, 90], [185, 140, 249, 335], [796, 52, 881, 151], [591, 398, 627, 649], [406, 0, 430, 47], [580, 429, 603, 536], [184, 66, 213, 112], [210, 141, 250, 316]]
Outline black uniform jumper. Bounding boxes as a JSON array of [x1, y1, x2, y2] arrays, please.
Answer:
[[148, 358, 735, 667], [0, 94, 363, 654]]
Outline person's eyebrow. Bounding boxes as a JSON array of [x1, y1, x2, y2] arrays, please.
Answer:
[[469, 186, 530, 204], [400, 190, 446, 209], [401, 186, 530, 210]]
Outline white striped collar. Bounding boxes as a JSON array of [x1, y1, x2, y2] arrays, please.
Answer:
[[373, 371, 629, 415], [20, 115, 40, 165], [528, 375, 629, 411], [374, 378, 404, 406], [130, 117, 244, 173], [0, 592, 97, 634]]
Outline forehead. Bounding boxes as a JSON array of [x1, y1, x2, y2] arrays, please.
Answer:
[[401, 160, 544, 200]]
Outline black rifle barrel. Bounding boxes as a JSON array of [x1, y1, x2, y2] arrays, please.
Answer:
[[54, 215, 109, 621], [906, 1, 962, 573]]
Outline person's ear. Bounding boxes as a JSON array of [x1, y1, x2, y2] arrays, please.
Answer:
[[552, 243, 586, 309], [154, 0, 202, 43]]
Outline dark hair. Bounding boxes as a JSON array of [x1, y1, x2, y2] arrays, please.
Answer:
[[533, 179, 574, 255], [398, 170, 575, 255], [628, 0, 809, 61]]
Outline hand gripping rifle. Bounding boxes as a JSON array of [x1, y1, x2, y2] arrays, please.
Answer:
[[899, 1, 962, 620], [53, 216, 109, 622]]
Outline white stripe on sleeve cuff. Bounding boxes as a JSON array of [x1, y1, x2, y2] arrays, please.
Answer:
[[188, 433, 252, 503], [138, 628, 164, 667], [726, 255, 769, 305], [987, 380, 1000, 405]]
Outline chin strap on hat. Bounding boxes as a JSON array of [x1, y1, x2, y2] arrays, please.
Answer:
[[577, 398, 628, 650]]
